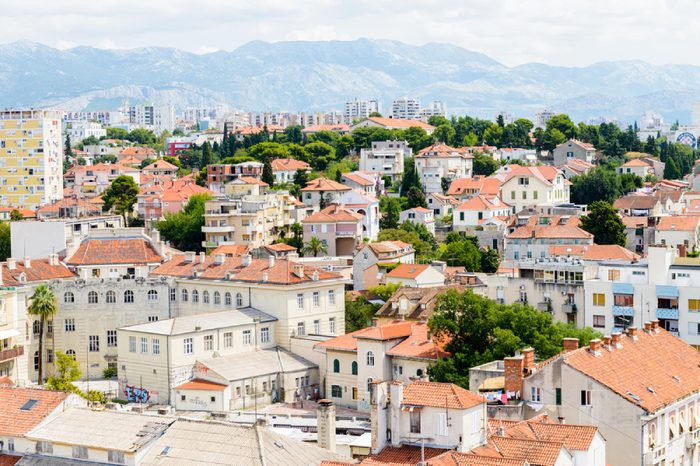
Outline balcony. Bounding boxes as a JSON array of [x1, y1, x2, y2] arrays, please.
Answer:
[[0, 345, 24, 363], [656, 308, 679, 319], [612, 306, 634, 316], [643, 445, 665, 466], [336, 230, 357, 237], [562, 303, 577, 314], [202, 225, 235, 234]]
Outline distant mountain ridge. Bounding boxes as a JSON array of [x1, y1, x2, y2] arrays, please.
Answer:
[[1, 38, 699, 122]]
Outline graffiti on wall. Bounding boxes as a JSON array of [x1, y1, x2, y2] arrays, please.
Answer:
[[124, 385, 150, 403]]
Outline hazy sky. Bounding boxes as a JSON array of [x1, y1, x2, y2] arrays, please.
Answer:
[[0, 0, 697, 67]]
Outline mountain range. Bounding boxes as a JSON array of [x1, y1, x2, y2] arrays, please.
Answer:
[[1, 38, 699, 123]]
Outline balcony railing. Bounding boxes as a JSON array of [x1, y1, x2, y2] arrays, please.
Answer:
[[336, 230, 357, 237], [656, 308, 679, 320], [202, 225, 235, 234], [0, 345, 24, 362], [612, 306, 634, 316]]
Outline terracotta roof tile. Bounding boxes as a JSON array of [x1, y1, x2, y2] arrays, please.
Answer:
[[302, 177, 351, 192], [613, 194, 659, 211], [303, 204, 364, 223], [1, 258, 75, 287], [361, 446, 447, 466], [0, 387, 70, 437], [417, 143, 473, 159], [448, 177, 501, 197], [429, 452, 526, 466], [265, 243, 297, 252], [548, 244, 639, 261], [271, 158, 311, 171], [211, 244, 250, 257], [485, 437, 564, 466], [342, 172, 375, 186], [657, 215, 700, 231], [66, 238, 162, 266], [386, 323, 450, 360], [386, 264, 431, 279], [301, 124, 350, 133], [456, 195, 508, 212], [364, 117, 435, 130], [402, 381, 484, 410], [175, 379, 227, 391], [0, 455, 21, 466]]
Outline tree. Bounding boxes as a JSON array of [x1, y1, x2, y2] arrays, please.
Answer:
[[64, 133, 72, 157], [579, 201, 627, 246], [248, 142, 290, 162], [156, 193, 212, 252], [200, 141, 214, 168], [406, 186, 427, 209], [433, 124, 455, 145], [664, 156, 681, 180], [102, 175, 139, 226], [438, 237, 482, 270], [105, 127, 129, 140], [346, 295, 378, 332], [472, 152, 500, 176], [480, 248, 500, 273], [262, 159, 275, 186], [301, 236, 328, 257], [139, 158, 156, 169], [28, 284, 58, 384], [305, 141, 336, 171], [369, 111, 383, 118], [379, 197, 403, 230], [569, 168, 620, 205], [294, 169, 309, 188], [127, 128, 157, 145], [400, 157, 421, 195], [46, 351, 81, 393], [94, 154, 117, 164], [10, 209, 23, 221], [0, 222, 10, 261], [82, 135, 100, 146], [284, 125, 303, 144]]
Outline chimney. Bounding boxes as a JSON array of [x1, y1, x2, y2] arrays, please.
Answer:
[[603, 335, 612, 347], [214, 253, 225, 265], [48, 253, 59, 266], [611, 332, 622, 348], [293, 264, 305, 278], [316, 399, 336, 453], [241, 254, 252, 267], [504, 356, 525, 396], [184, 251, 195, 263], [7, 258, 16, 270], [562, 338, 579, 352], [268, 255, 275, 269], [522, 348, 535, 371], [199, 252, 206, 264], [627, 326, 639, 340], [22, 257, 30, 269], [651, 320, 660, 332], [262, 272, 269, 283], [588, 339, 602, 355], [644, 322, 653, 333], [151, 229, 161, 243]]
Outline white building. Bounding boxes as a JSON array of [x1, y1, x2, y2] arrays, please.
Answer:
[[391, 97, 421, 120], [359, 141, 410, 184], [415, 143, 473, 193], [399, 207, 435, 235], [419, 101, 447, 119], [67, 121, 106, 143], [336, 189, 380, 242], [495, 165, 570, 212], [344, 98, 381, 123], [352, 241, 415, 291], [385, 264, 445, 288], [535, 109, 556, 129], [128, 103, 176, 132], [453, 195, 510, 229]]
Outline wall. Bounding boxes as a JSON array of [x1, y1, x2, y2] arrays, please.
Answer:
[[175, 386, 230, 411]]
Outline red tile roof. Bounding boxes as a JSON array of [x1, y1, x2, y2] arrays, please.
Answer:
[[386, 263, 432, 279], [429, 453, 526, 466], [548, 244, 640, 261], [302, 124, 350, 133], [238, 176, 269, 187], [302, 177, 351, 192], [175, 379, 227, 391], [361, 446, 448, 466], [447, 177, 501, 197], [265, 243, 298, 252], [1, 258, 75, 287], [657, 215, 700, 231], [613, 194, 659, 211], [402, 381, 483, 410], [271, 158, 311, 171], [499, 165, 561, 186], [488, 415, 598, 451], [211, 244, 250, 257], [0, 455, 21, 466], [66, 238, 163, 266], [143, 159, 178, 170], [417, 143, 473, 159], [0, 376, 14, 386], [507, 216, 591, 240], [456, 195, 508, 212], [303, 204, 364, 223], [0, 387, 69, 437], [386, 322, 450, 360], [342, 172, 374, 186], [364, 117, 435, 131], [481, 437, 564, 466]]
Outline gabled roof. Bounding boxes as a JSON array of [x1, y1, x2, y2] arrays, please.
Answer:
[[66, 237, 162, 266], [0, 387, 70, 437], [456, 195, 507, 212], [557, 139, 596, 151], [301, 124, 350, 133], [429, 193, 460, 205], [402, 381, 483, 410], [622, 158, 652, 168], [417, 143, 473, 159], [428, 453, 526, 466], [1, 258, 75, 287], [237, 176, 269, 187], [211, 244, 249, 257], [479, 437, 566, 466], [507, 216, 591, 240], [271, 158, 311, 171], [548, 244, 640, 261], [488, 415, 598, 451], [359, 445, 447, 466], [363, 117, 434, 130], [303, 204, 364, 223], [302, 177, 352, 192], [657, 215, 700, 232], [613, 194, 659, 211], [499, 165, 561, 186], [363, 241, 414, 257], [386, 263, 432, 279], [175, 379, 228, 391], [563, 327, 700, 413], [142, 159, 178, 171], [386, 322, 451, 360], [342, 172, 375, 186], [447, 177, 501, 197]]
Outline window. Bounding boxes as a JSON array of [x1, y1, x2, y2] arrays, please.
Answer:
[[7, 438, 13, 452], [313, 291, 320, 307], [124, 290, 134, 303], [593, 315, 605, 328], [72, 446, 88, 459], [36, 441, 53, 454], [333, 359, 341, 373], [181, 289, 188, 302], [33, 320, 40, 335], [366, 377, 373, 392], [204, 335, 213, 350], [148, 315, 158, 322], [47, 349, 53, 363], [88, 291, 98, 304], [147, 290, 158, 302], [352, 387, 358, 399], [236, 293, 243, 307], [107, 330, 117, 347], [608, 269, 621, 281], [614, 315, 633, 329], [658, 297, 678, 309], [593, 293, 605, 306], [352, 361, 358, 375], [328, 289, 335, 305], [297, 293, 304, 309], [243, 330, 252, 345], [184, 338, 193, 355], [555, 388, 562, 406], [224, 332, 233, 348], [64, 292, 75, 303], [531, 386, 542, 402], [214, 291, 221, 305], [33, 351, 39, 371], [437, 412, 448, 436], [129, 336, 136, 353], [106, 290, 116, 303], [66, 349, 76, 360], [225, 292, 232, 306], [366, 351, 375, 366], [192, 290, 199, 303], [140, 337, 148, 353], [331, 385, 342, 397], [108, 451, 125, 464], [203, 291, 210, 304], [261, 327, 270, 343], [314, 319, 321, 334], [329, 317, 336, 334], [410, 410, 421, 434], [153, 339, 160, 355], [297, 321, 305, 336], [689, 299, 700, 312], [614, 294, 633, 307], [581, 390, 592, 406], [170, 288, 176, 302], [89, 335, 99, 352], [65, 318, 75, 332]]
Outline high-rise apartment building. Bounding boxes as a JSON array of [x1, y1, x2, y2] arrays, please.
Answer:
[[127, 103, 176, 132], [391, 97, 421, 120], [344, 98, 380, 123], [0, 109, 63, 209]]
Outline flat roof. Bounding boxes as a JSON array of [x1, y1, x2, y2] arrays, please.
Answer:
[[119, 308, 277, 336]]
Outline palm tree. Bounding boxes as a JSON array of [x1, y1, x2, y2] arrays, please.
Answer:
[[301, 236, 328, 257], [28, 284, 58, 384]]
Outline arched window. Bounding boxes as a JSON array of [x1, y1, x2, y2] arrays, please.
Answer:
[[181, 289, 188, 302], [236, 293, 243, 307], [34, 351, 39, 371], [106, 290, 116, 304], [66, 349, 76, 360], [416, 368, 423, 377], [203, 291, 210, 304], [214, 291, 221, 305], [333, 359, 341, 373], [147, 290, 158, 302], [352, 361, 358, 375], [88, 291, 98, 304], [225, 292, 232, 306], [192, 290, 199, 303], [366, 351, 375, 367], [64, 292, 74, 304], [124, 290, 134, 304], [32, 320, 41, 335]]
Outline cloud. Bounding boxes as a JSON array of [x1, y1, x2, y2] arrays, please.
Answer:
[[0, 0, 697, 66]]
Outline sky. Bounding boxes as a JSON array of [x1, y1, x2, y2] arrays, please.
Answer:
[[0, 0, 698, 67]]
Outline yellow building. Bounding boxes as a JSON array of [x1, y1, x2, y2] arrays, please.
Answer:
[[0, 109, 63, 209]]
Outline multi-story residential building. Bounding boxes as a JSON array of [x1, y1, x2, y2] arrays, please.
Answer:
[[504, 215, 593, 261], [535, 109, 556, 129], [301, 177, 351, 209], [350, 117, 435, 135], [314, 321, 448, 411], [447, 176, 501, 202], [495, 147, 537, 164], [344, 98, 381, 123], [67, 121, 106, 143], [418, 100, 447, 119], [656, 215, 700, 250], [359, 140, 410, 183], [117, 146, 156, 163], [0, 109, 63, 209], [352, 241, 415, 291], [138, 177, 212, 220], [496, 165, 570, 212], [552, 139, 598, 166], [560, 158, 595, 179], [391, 97, 421, 120], [64, 110, 123, 127], [141, 159, 178, 178], [128, 102, 176, 132], [270, 158, 311, 184], [385, 264, 445, 288], [399, 207, 435, 235], [206, 162, 264, 193], [509, 327, 700, 466], [617, 158, 660, 178], [336, 189, 380, 241], [340, 171, 381, 196], [302, 205, 363, 256], [0, 287, 27, 382], [374, 285, 486, 325], [64, 162, 140, 199], [453, 195, 511, 230], [415, 143, 474, 193], [427, 193, 459, 218], [202, 191, 303, 250]]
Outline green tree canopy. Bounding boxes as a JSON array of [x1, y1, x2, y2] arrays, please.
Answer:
[[46, 351, 82, 393], [102, 175, 139, 226], [0, 222, 10, 262], [301, 236, 328, 257], [28, 284, 58, 383], [579, 201, 627, 246], [156, 193, 212, 251]]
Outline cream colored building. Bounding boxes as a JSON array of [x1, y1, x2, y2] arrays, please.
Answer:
[[0, 287, 28, 383], [0, 109, 63, 209], [495, 164, 570, 212]]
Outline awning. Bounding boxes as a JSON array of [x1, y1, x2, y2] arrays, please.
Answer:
[[478, 376, 505, 391], [656, 285, 679, 298], [0, 328, 20, 340]]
